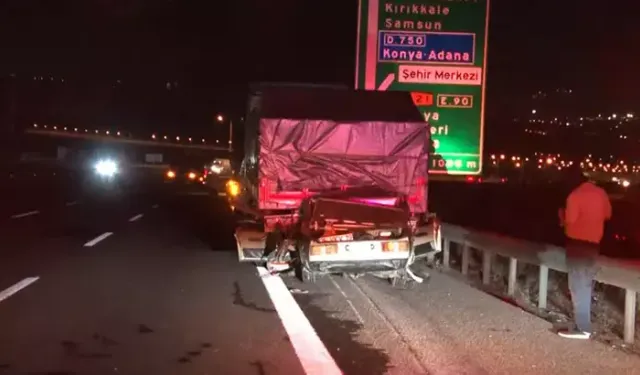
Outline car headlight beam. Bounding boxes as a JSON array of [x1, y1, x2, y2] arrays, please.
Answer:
[[95, 159, 118, 177]]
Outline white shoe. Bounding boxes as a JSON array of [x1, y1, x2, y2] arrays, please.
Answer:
[[558, 330, 591, 340]]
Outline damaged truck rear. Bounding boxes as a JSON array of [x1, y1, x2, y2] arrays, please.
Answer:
[[229, 83, 441, 288]]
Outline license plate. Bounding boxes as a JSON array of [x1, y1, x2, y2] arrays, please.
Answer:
[[337, 241, 381, 255], [319, 233, 354, 243]]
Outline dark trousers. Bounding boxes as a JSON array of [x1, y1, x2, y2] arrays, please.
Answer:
[[565, 239, 600, 333]]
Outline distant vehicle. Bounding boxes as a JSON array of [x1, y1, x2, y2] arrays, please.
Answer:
[[202, 158, 234, 195], [229, 83, 441, 288], [163, 164, 204, 185], [81, 152, 128, 197]]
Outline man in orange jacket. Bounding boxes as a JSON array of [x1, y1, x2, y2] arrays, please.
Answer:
[[558, 165, 612, 339]]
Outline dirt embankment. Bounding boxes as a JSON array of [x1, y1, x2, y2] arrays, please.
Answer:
[[430, 245, 640, 354]]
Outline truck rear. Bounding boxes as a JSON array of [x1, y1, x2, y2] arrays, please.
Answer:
[[230, 83, 440, 287]]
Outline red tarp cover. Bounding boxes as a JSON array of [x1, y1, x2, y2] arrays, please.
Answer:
[[259, 119, 429, 213]]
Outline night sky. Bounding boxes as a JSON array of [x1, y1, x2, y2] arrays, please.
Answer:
[[1, 0, 639, 132]]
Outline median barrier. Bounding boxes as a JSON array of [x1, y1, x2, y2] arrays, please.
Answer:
[[440, 223, 640, 344], [0, 163, 79, 205]]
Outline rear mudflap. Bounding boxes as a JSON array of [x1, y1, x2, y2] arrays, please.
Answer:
[[234, 224, 267, 262], [235, 223, 297, 263]]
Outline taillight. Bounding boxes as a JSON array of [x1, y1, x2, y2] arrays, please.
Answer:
[[382, 241, 409, 252], [310, 244, 338, 255], [226, 180, 241, 197]]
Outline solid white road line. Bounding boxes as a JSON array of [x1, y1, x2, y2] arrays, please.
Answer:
[[84, 232, 113, 247], [256, 267, 342, 375], [0, 277, 39, 303], [128, 214, 144, 222], [328, 276, 365, 325], [10, 210, 40, 219]]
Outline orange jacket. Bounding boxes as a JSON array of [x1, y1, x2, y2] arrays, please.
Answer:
[[563, 182, 612, 244]]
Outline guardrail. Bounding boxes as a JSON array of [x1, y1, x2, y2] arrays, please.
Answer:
[[26, 128, 232, 151], [440, 223, 640, 343]]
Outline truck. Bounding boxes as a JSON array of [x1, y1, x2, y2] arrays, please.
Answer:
[[228, 83, 441, 288]]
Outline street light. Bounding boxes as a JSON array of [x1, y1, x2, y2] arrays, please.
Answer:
[[215, 114, 233, 151]]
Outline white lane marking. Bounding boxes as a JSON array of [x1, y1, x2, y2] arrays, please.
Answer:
[[152, 204, 159, 209], [11, 210, 40, 219], [128, 214, 144, 222], [256, 267, 342, 375], [84, 232, 113, 247], [328, 276, 365, 325], [65, 201, 79, 207], [0, 277, 39, 303]]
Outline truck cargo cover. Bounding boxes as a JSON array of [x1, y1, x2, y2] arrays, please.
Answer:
[[257, 87, 429, 213]]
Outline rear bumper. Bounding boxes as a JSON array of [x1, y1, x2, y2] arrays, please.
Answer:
[[306, 237, 412, 274], [234, 224, 441, 263], [307, 259, 408, 274]]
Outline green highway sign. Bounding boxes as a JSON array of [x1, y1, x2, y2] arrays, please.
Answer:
[[355, 0, 490, 175]]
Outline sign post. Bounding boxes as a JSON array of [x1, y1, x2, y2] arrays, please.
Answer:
[[355, 0, 490, 175]]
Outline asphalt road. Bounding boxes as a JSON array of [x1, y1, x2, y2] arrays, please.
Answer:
[[0, 185, 305, 375], [2, 182, 640, 375]]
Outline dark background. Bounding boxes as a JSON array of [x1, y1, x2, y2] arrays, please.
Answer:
[[1, 0, 639, 142]]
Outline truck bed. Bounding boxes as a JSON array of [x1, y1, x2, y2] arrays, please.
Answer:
[[242, 85, 429, 215]]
